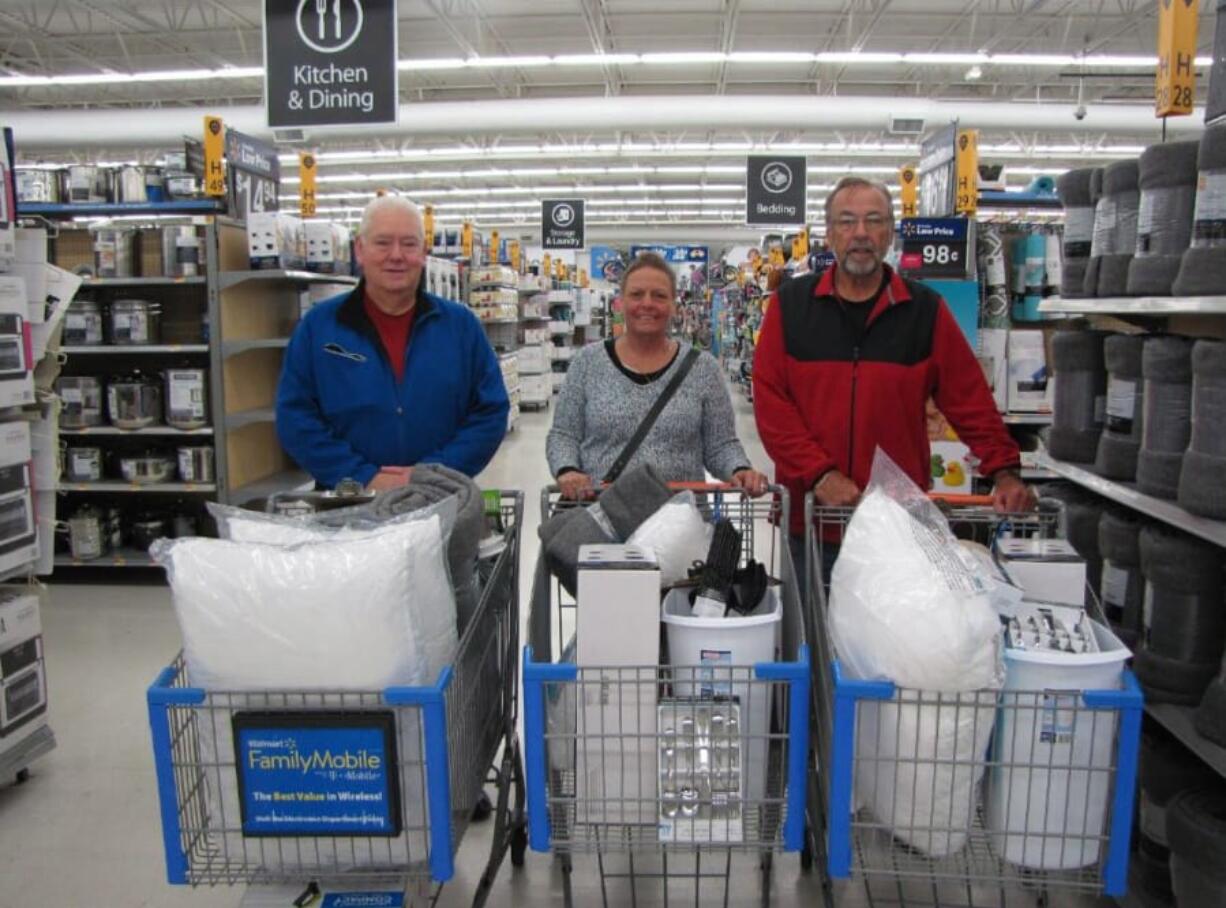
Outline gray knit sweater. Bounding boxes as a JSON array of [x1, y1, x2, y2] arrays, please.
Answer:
[[546, 341, 751, 483]]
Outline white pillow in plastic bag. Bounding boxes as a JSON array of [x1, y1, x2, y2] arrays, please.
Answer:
[[626, 490, 714, 587], [153, 514, 447, 690], [828, 449, 1003, 858], [205, 503, 458, 684]]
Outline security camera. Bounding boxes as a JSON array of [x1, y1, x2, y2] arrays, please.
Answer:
[[1073, 104, 1087, 121]]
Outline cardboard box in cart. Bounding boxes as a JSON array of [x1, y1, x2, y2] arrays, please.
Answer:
[[575, 544, 660, 827]]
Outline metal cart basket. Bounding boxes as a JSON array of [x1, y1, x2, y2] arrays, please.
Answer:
[[805, 496, 1143, 908], [146, 490, 525, 907], [523, 484, 810, 907]]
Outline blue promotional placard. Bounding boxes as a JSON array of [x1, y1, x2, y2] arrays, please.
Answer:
[[630, 244, 709, 264], [232, 711, 401, 837]]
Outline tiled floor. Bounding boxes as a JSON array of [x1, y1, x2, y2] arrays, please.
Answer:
[[0, 388, 1114, 907]]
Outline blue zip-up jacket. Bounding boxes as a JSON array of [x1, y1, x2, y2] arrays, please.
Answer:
[[275, 280, 510, 488]]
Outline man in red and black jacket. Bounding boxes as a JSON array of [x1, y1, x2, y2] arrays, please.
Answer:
[[753, 176, 1034, 570]]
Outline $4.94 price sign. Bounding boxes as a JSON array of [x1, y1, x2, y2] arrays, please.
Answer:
[[898, 218, 971, 279]]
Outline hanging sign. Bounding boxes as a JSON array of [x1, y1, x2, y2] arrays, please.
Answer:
[[746, 155, 806, 225], [423, 204, 434, 251], [225, 127, 281, 218], [461, 221, 473, 259], [954, 129, 979, 216], [1156, 0, 1199, 118], [264, 0, 399, 128], [203, 116, 226, 197], [298, 152, 317, 217], [232, 711, 402, 837], [899, 163, 919, 218], [489, 229, 500, 264], [509, 239, 521, 272], [918, 124, 958, 218], [542, 199, 585, 249]]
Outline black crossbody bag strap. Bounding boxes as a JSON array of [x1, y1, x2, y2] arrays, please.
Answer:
[[603, 346, 701, 483]]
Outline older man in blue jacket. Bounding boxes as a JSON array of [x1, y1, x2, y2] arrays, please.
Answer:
[[276, 196, 509, 490]]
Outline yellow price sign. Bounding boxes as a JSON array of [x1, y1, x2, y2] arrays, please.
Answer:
[[509, 239, 521, 272], [489, 229, 500, 265], [423, 205, 435, 252], [954, 129, 979, 216], [203, 115, 226, 197], [461, 221, 474, 260], [298, 152, 317, 218], [899, 163, 919, 218], [1156, 0, 1198, 117]]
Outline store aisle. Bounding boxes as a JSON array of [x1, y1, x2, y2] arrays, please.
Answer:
[[0, 388, 1107, 907]]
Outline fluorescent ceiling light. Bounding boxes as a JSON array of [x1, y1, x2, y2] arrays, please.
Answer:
[[5, 50, 1214, 88], [0, 65, 261, 87], [640, 53, 729, 65]]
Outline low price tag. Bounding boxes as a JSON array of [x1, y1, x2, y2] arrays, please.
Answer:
[[898, 218, 971, 279]]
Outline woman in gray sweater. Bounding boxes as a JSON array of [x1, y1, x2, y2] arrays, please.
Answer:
[[546, 252, 769, 499]]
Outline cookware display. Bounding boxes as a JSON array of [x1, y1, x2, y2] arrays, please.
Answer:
[[56, 376, 105, 428], [108, 298, 161, 345], [106, 374, 162, 430], [164, 369, 209, 430]]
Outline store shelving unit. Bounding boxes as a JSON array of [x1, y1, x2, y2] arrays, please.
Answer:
[[53, 546, 155, 569], [1039, 295, 1226, 317], [212, 221, 357, 507], [40, 207, 218, 571], [1035, 453, 1226, 548], [1001, 412, 1053, 426]]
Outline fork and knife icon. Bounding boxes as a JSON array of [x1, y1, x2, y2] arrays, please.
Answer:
[[314, 0, 343, 41]]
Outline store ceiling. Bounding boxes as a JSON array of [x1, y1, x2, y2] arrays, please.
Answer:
[[0, 0, 1218, 232]]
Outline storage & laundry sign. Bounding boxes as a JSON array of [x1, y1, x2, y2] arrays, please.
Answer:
[[542, 199, 586, 249], [264, 0, 399, 128]]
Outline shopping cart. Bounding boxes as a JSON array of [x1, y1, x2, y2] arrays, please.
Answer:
[[523, 484, 810, 907], [804, 495, 1143, 908], [146, 490, 525, 907]]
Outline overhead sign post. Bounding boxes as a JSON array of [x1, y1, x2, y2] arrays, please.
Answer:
[[899, 163, 919, 218], [542, 199, 585, 249], [1156, 0, 1199, 118], [203, 116, 226, 197], [954, 129, 979, 216], [746, 156, 806, 225], [298, 152, 317, 217], [264, 0, 399, 129]]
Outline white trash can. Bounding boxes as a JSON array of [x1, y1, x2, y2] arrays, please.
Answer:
[[661, 587, 781, 803], [986, 619, 1130, 869]]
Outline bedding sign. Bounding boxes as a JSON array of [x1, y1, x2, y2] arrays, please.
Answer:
[[232, 711, 401, 836]]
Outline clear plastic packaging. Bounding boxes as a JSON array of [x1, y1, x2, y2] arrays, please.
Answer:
[[626, 490, 715, 587]]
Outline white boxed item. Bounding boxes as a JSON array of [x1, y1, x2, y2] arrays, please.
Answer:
[[14, 229, 48, 322], [0, 421, 37, 577], [1007, 329, 1052, 413], [662, 586, 781, 805], [979, 327, 1009, 412], [518, 345, 549, 374], [987, 616, 1128, 870], [575, 544, 660, 826], [929, 440, 973, 494], [997, 538, 1086, 607], [521, 373, 551, 401], [469, 265, 518, 288], [0, 285, 37, 406], [246, 212, 305, 270], [657, 699, 744, 843], [470, 287, 517, 308], [829, 450, 1002, 857], [304, 220, 351, 273], [0, 587, 47, 750]]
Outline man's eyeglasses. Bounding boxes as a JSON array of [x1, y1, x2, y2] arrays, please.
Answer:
[[832, 213, 891, 232]]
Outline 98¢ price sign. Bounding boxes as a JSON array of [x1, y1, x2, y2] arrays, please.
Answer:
[[898, 217, 972, 279]]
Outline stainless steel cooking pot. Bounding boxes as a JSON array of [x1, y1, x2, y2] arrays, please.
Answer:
[[56, 376, 105, 428], [176, 446, 215, 483], [119, 454, 175, 484], [107, 375, 162, 430], [108, 298, 161, 345]]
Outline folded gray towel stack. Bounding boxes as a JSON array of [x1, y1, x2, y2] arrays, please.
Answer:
[[537, 463, 674, 595], [372, 463, 485, 634]]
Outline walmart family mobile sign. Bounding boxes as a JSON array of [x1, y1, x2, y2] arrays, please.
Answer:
[[233, 711, 402, 836], [264, 0, 399, 128]]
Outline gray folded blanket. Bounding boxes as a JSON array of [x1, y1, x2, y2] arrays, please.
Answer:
[[538, 463, 673, 595], [372, 464, 484, 634]]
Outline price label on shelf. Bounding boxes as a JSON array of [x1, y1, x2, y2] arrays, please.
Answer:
[[898, 217, 972, 279]]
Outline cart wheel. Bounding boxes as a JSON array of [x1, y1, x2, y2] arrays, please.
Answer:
[[510, 825, 527, 867], [15, 768, 29, 784]]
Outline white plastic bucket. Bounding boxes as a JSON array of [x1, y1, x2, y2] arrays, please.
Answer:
[[986, 619, 1129, 869], [662, 587, 781, 802]]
